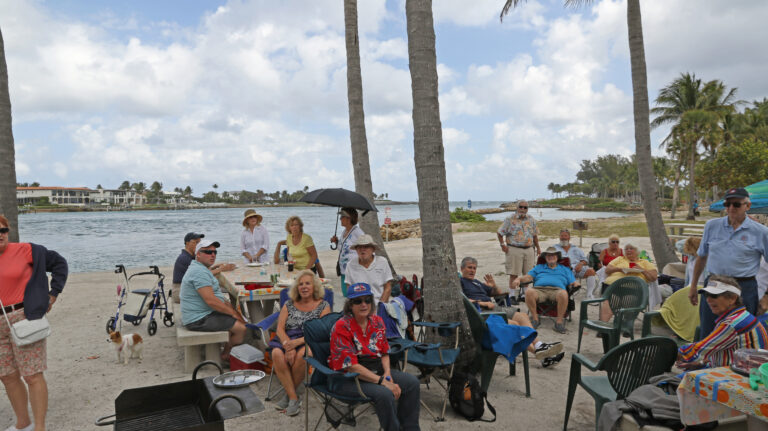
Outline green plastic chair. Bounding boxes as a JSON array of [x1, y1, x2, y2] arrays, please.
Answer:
[[577, 276, 648, 353], [563, 336, 678, 430], [461, 294, 530, 397]]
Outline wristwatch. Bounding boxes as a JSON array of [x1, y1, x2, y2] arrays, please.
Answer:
[[377, 376, 384, 385]]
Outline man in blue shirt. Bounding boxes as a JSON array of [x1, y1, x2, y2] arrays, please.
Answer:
[[181, 239, 247, 361], [689, 187, 768, 337], [459, 256, 564, 367], [173, 232, 235, 303], [513, 247, 578, 334]]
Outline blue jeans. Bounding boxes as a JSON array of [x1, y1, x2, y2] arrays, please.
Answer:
[[698, 277, 758, 339]]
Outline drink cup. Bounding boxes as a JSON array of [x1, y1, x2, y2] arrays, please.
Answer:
[[287, 261, 295, 272]]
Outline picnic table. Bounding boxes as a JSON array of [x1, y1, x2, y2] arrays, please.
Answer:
[[678, 366, 768, 430], [220, 264, 291, 324], [666, 222, 705, 241]]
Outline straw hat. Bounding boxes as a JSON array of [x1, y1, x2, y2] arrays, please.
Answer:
[[242, 209, 262, 226], [350, 234, 378, 250]]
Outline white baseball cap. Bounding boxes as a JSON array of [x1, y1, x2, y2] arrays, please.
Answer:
[[195, 239, 221, 255], [701, 280, 741, 296]]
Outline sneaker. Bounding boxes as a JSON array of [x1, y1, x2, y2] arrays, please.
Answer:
[[542, 352, 565, 368], [554, 322, 567, 334], [534, 342, 563, 360], [531, 319, 540, 329], [274, 394, 289, 410], [285, 399, 301, 416], [4, 424, 34, 431]]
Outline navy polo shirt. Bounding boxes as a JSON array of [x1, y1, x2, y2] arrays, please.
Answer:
[[173, 249, 194, 283]]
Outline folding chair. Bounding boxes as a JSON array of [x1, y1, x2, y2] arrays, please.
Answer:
[[518, 256, 579, 323], [250, 288, 334, 402], [402, 319, 461, 422], [588, 243, 608, 271], [577, 277, 648, 353]]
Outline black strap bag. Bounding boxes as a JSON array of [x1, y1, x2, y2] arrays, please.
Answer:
[[448, 371, 496, 422]]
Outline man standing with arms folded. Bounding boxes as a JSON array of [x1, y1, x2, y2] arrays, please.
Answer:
[[497, 200, 541, 297], [689, 187, 768, 337]]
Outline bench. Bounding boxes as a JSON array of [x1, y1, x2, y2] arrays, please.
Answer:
[[173, 302, 229, 373]]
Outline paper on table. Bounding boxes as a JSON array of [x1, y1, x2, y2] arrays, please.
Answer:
[[622, 267, 645, 274]]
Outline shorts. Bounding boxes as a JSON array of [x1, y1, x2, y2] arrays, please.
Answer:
[[0, 309, 47, 377], [184, 311, 236, 332], [531, 286, 564, 303], [574, 265, 591, 279], [505, 246, 535, 276]]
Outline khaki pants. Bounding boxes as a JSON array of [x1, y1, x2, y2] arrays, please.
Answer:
[[505, 246, 535, 276]]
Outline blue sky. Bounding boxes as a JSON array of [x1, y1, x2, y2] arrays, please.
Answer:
[[3, 0, 768, 201]]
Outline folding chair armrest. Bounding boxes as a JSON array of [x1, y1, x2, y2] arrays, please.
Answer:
[[388, 338, 421, 355], [304, 357, 360, 380], [641, 311, 660, 337], [413, 321, 460, 329], [571, 353, 599, 371]]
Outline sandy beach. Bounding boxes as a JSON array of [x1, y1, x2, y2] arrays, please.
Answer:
[[0, 231, 657, 430]]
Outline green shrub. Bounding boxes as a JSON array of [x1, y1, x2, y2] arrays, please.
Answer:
[[450, 207, 485, 223]]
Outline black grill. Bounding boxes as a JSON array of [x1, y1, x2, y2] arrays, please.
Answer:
[[115, 405, 203, 431]]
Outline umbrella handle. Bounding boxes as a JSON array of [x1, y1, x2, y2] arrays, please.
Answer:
[[330, 211, 340, 250]]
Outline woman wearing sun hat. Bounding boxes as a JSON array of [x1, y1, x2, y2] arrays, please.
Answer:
[[677, 275, 768, 369], [240, 209, 269, 264]]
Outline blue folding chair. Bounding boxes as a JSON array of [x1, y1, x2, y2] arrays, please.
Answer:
[[249, 287, 334, 401]]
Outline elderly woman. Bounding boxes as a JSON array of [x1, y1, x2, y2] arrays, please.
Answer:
[[274, 216, 324, 277], [240, 209, 269, 264], [598, 234, 623, 269], [600, 243, 658, 322], [0, 215, 67, 431], [269, 270, 330, 416], [330, 208, 364, 295], [329, 283, 420, 431], [344, 234, 393, 307], [677, 275, 768, 369]]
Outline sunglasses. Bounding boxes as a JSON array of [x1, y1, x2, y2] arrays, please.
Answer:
[[518, 206, 528, 210], [703, 291, 723, 299], [199, 249, 217, 255], [611, 240, 620, 244], [0, 227, 9, 234], [350, 297, 373, 305], [723, 201, 744, 208]]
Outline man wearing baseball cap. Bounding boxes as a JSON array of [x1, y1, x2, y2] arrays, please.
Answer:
[[690, 187, 768, 338], [180, 239, 247, 362], [172, 232, 234, 303]]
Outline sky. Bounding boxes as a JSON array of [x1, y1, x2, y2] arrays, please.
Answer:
[[2, 0, 768, 201]]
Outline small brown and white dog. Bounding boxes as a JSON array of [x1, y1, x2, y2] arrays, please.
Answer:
[[107, 331, 144, 364]]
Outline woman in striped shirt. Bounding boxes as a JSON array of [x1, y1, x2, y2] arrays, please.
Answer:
[[677, 275, 768, 369]]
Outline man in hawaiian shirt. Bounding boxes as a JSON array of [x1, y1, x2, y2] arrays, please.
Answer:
[[497, 200, 541, 295]]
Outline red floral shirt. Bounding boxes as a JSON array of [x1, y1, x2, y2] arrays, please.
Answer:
[[329, 314, 390, 371]]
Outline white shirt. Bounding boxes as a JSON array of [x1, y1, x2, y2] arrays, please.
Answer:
[[338, 225, 364, 276], [240, 225, 270, 263], [758, 258, 768, 298], [345, 255, 394, 307]]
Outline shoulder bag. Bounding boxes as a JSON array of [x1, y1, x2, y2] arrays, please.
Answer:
[[0, 298, 51, 346]]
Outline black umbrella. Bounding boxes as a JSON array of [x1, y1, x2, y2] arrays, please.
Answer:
[[300, 188, 378, 250]]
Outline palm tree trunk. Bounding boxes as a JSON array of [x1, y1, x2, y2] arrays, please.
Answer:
[[343, 0, 395, 271], [406, 0, 473, 363], [686, 146, 696, 220], [671, 166, 681, 219], [626, 0, 678, 268], [0, 27, 19, 241]]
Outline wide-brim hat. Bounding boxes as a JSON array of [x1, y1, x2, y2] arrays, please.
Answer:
[[347, 283, 373, 299], [540, 246, 562, 260], [701, 280, 741, 296], [242, 209, 263, 226], [351, 234, 378, 250]]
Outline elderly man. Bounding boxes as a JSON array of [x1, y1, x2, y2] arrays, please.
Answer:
[[181, 239, 247, 361], [497, 200, 541, 296], [513, 247, 579, 334], [460, 257, 564, 366], [554, 228, 598, 300], [690, 187, 768, 337], [173, 232, 235, 303]]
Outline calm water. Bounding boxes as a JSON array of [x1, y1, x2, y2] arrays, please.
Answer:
[[17, 202, 629, 272]]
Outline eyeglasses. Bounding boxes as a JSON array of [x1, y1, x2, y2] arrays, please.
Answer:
[[518, 206, 528, 210], [610, 240, 619, 244], [199, 249, 217, 255], [723, 201, 743, 208], [350, 297, 373, 305], [0, 227, 9, 234]]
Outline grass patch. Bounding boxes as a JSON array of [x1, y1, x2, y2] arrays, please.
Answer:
[[450, 207, 486, 222], [456, 221, 502, 233]]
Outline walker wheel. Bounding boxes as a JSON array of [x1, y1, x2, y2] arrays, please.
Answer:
[[148, 320, 158, 336], [106, 317, 116, 334], [163, 313, 174, 327], [131, 318, 142, 326]]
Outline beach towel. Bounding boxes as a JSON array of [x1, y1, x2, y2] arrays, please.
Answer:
[[656, 285, 700, 342], [481, 315, 537, 363], [378, 296, 413, 338]]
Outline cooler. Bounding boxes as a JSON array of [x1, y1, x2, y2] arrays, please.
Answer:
[[230, 344, 266, 372]]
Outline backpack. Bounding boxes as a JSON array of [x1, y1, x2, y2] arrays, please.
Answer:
[[448, 371, 496, 422]]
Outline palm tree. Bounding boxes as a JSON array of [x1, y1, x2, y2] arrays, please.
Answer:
[[406, 0, 473, 362], [501, 0, 678, 269], [0, 27, 18, 241], [651, 73, 737, 219], [343, 0, 395, 271]]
